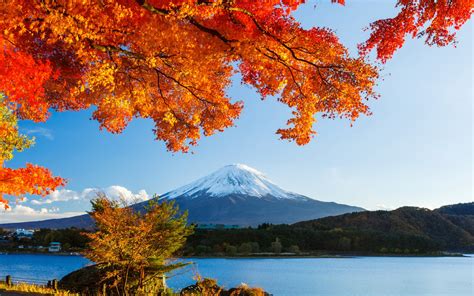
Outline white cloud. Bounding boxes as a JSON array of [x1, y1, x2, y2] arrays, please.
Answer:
[[25, 127, 54, 140], [102, 186, 150, 204], [31, 189, 82, 205], [0, 205, 85, 223], [375, 204, 394, 211], [31, 186, 151, 205]]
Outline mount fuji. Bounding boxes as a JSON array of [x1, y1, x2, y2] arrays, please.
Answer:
[[136, 164, 364, 226], [0, 164, 364, 229]]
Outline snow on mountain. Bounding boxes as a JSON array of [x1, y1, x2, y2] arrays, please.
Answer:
[[163, 164, 303, 200]]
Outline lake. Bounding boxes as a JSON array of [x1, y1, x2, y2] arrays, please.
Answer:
[[0, 254, 472, 296]]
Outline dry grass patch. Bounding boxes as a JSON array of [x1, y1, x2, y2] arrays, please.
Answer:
[[0, 281, 78, 295]]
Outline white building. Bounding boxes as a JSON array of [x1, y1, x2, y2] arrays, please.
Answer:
[[15, 229, 34, 238], [48, 242, 61, 252]]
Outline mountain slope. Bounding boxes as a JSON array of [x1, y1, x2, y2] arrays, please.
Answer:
[[157, 193, 362, 226]]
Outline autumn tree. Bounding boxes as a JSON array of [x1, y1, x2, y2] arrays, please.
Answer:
[[0, 0, 471, 202], [0, 95, 64, 208], [84, 194, 193, 294]]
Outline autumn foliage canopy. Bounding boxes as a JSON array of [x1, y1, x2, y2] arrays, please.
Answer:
[[0, 0, 472, 206]]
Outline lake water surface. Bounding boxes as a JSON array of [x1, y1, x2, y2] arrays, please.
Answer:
[[0, 254, 472, 296]]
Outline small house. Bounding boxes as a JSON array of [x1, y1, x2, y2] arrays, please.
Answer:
[[48, 242, 61, 252]]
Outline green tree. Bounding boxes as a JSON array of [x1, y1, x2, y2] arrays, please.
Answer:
[[238, 243, 253, 255], [250, 242, 260, 253], [84, 194, 193, 294], [212, 244, 224, 254], [288, 245, 300, 254], [195, 245, 210, 255], [271, 238, 282, 254], [224, 244, 237, 256], [0, 97, 33, 162], [338, 237, 352, 251]]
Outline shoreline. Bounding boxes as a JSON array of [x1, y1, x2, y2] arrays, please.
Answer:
[[0, 251, 468, 258], [184, 252, 468, 259]]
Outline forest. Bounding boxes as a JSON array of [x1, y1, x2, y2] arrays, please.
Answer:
[[2, 203, 472, 256], [186, 204, 474, 255]]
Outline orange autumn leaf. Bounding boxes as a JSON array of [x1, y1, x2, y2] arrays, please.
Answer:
[[1, 0, 380, 151], [0, 38, 54, 122], [0, 164, 65, 209], [359, 0, 473, 62]]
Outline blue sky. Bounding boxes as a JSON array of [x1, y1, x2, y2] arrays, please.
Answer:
[[3, 1, 472, 222]]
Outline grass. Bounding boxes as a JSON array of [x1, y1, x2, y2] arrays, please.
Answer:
[[0, 278, 268, 295], [0, 281, 78, 295]]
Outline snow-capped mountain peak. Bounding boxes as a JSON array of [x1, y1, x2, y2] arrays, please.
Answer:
[[163, 164, 302, 200]]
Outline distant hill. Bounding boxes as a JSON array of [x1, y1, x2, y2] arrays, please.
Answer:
[[0, 214, 93, 230], [293, 204, 474, 250], [434, 202, 474, 238], [435, 202, 474, 216]]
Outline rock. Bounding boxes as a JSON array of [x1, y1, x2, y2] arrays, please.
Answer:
[[59, 264, 108, 295], [180, 279, 270, 296]]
